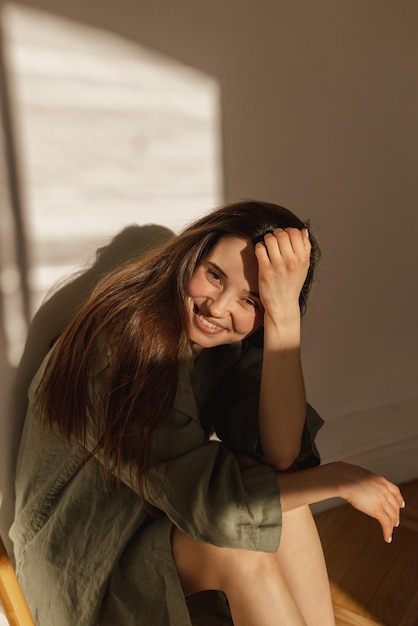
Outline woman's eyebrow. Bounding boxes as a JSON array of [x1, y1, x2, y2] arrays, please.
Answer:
[[206, 261, 227, 278], [207, 261, 260, 300]]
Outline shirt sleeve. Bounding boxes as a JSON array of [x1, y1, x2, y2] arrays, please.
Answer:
[[88, 350, 282, 553], [200, 341, 324, 470]]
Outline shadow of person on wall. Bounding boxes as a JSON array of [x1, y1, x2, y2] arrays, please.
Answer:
[[0, 223, 174, 557]]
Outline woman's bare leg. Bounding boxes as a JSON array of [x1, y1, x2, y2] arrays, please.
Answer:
[[171, 504, 335, 626], [172, 527, 307, 626], [276, 505, 335, 625]]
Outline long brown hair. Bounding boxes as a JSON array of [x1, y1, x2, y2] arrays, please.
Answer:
[[38, 200, 320, 503]]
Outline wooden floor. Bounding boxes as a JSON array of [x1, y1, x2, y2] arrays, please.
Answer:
[[314, 479, 418, 626]]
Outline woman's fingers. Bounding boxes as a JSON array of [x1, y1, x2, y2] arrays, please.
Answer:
[[382, 487, 406, 542], [381, 504, 402, 543], [376, 491, 404, 542], [262, 228, 310, 263], [372, 479, 404, 542], [343, 465, 405, 543], [254, 228, 311, 315]]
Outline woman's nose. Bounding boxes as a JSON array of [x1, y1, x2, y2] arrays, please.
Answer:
[[206, 293, 230, 317]]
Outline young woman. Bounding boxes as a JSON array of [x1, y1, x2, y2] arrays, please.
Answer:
[[10, 200, 404, 626]]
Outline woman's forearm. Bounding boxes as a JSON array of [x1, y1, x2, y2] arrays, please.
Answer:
[[275, 461, 405, 543], [275, 462, 344, 511], [258, 314, 307, 469]]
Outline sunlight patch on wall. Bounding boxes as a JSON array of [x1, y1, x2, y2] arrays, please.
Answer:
[[3, 4, 222, 314]]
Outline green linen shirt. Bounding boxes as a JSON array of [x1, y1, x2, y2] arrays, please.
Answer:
[[10, 337, 323, 626]]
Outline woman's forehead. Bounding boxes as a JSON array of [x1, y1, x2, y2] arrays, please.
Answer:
[[205, 236, 259, 288]]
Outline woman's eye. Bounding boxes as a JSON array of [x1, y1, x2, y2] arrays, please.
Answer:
[[244, 298, 258, 309], [207, 269, 221, 281]]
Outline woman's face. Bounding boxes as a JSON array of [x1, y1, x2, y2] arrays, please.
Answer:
[[187, 236, 264, 349]]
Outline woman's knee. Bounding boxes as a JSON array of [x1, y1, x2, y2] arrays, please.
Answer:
[[171, 527, 233, 594], [171, 527, 277, 596]]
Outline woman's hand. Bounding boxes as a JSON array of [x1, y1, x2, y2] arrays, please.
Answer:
[[255, 228, 311, 326], [337, 463, 405, 543], [276, 462, 405, 543]]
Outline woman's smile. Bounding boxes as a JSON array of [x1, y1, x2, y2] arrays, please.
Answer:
[[193, 306, 226, 334]]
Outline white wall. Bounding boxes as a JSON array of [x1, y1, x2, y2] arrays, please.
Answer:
[[216, 2, 418, 484]]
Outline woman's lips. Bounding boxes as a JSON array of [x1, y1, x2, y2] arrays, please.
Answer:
[[193, 308, 226, 335]]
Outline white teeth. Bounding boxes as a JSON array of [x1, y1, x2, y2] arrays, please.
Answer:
[[198, 314, 221, 330]]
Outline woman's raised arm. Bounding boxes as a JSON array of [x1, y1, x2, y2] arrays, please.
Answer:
[[255, 228, 312, 469]]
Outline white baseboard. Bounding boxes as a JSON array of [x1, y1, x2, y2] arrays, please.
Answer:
[[311, 397, 418, 514]]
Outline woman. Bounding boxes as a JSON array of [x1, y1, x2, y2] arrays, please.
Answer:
[[10, 200, 404, 626]]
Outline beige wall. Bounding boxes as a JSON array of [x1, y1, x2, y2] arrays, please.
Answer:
[[1, 0, 417, 510]]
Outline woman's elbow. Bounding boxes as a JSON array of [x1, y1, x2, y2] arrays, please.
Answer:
[[266, 448, 299, 471]]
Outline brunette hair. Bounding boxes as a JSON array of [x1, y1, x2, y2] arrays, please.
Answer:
[[38, 200, 320, 504]]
